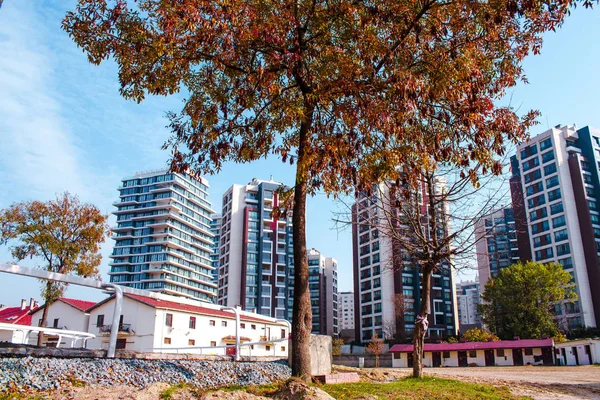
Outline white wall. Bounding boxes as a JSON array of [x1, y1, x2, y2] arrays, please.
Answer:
[[87, 297, 157, 352], [556, 340, 600, 365], [30, 302, 90, 332]]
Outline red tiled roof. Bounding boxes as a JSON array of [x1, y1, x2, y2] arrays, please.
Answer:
[[59, 298, 97, 312], [0, 306, 33, 326], [389, 338, 554, 353], [123, 294, 281, 325], [31, 297, 97, 314]]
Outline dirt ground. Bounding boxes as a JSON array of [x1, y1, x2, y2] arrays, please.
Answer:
[[333, 365, 600, 400]]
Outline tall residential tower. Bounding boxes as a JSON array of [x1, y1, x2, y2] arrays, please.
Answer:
[[510, 125, 600, 329], [352, 180, 458, 343], [109, 169, 217, 301], [308, 248, 339, 336], [217, 178, 295, 321]]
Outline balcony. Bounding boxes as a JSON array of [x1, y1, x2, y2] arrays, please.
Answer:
[[99, 324, 132, 335]]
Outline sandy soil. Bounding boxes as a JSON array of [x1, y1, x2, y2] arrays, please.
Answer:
[[333, 365, 600, 400]]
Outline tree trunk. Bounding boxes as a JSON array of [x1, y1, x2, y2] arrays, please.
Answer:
[[291, 102, 314, 382], [37, 282, 53, 347], [412, 266, 432, 378]]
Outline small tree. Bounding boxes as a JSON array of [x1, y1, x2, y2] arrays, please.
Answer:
[[0, 193, 110, 345], [479, 261, 576, 340], [366, 334, 386, 368], [462, 328, 500, 342], [332, 337, 344, 356]]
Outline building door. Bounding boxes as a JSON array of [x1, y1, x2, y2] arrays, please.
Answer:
[[116, 339, 127, 349], [407, 353, 413, 368], [226, 345, 236, 356], [458, 351, 468, 367], [484, 349, 495, 366], [573, 347, 579, 365], [512, 349, 524, 366], [432, 352, 442, 367], [585, 345, 593, 364], [561, 348, 567, 366], [541, 347, 554, 365]]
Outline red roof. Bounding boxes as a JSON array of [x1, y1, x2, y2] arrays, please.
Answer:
[[122, 294, 281, 325], [0, 306, 33, 326], [389, 338, 554, 353], [31, 297, 98, 314], [59, 298, 97, 312]]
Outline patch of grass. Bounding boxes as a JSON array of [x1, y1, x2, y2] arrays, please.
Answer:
[[320, 376, 529, 400], [160, 382, 189, 400]]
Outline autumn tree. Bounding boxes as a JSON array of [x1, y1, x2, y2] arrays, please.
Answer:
[[63, 0, 593, 379], [0, 193, 110, 346], [479, 261, 576, 340], [332, 337, 344, 356], [461, 327, 500, 343], [366, 334, 386, 368]]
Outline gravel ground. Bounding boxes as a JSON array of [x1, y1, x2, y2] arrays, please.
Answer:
[[0, 357, 291, 394], [334, 365, 600, 400]]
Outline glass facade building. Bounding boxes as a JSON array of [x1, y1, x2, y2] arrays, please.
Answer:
[[108, 169, 217, 302]]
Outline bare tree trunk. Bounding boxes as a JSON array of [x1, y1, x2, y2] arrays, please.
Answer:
[[37, 282, 53, 347], [412, 266, 432, 378], [291, 102, 314, 382]]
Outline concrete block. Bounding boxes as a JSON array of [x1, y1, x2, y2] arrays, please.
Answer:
[[310, 334, 332, 376]]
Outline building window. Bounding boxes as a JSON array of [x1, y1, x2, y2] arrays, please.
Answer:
[[443, 351, 450, 359], [240, 323, 246, 329], [164, 337, 171, 345], [266, 345, 271, 351], [556, 243, 571, 256], [189, 317, 196, 329], [97, 315, 104, 328], [543, 163, 557, 176], [550, 202, 563, 215], [552, 215, 566, 229], [222, 321, 228, 327], [497, 349, 505, 357], [524, 348, 533, 356], [281, 329, 286, 338], [468, 351, 477, 358], [281, 346, 286, 352], [210, 341, 217, 347], [540, 137, 552, 151], [209, 320, 216, 326], [188, 339, 195, 346], [165, 313, 173, 327], [251, 324, 256, 330], [53, 318, 59, 328]]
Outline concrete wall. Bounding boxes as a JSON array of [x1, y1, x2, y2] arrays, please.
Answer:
[[334, 354, 393, 368], [310, 334, 332, 375]]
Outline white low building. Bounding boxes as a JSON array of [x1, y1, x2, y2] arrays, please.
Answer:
[[86, 293, 290, 357], [28, 298, 96, 347], [389, 338, 555, 367], [555, 339, 600, 365], [0, 299, 37, 344]]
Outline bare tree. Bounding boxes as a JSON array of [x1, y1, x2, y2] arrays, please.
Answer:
[[335, 162, 511, 378]]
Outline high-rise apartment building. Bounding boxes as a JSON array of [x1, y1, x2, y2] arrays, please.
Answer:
[[109, 169, 217, 302], [307, 248, 339, 336], [339, 292, 355, 331], [217, 178, 295, 321], [510, 125, 600, 329], [475, 207, 521, 290], [352, 181, 458, 343], [209, 214, 222, 285], [455, 279, 482, 331]]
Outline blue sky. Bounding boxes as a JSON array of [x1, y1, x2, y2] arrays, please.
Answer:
[[0, 1, 598, 305]]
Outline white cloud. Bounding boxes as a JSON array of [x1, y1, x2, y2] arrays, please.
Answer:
[[0, 3, 88, 203]]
